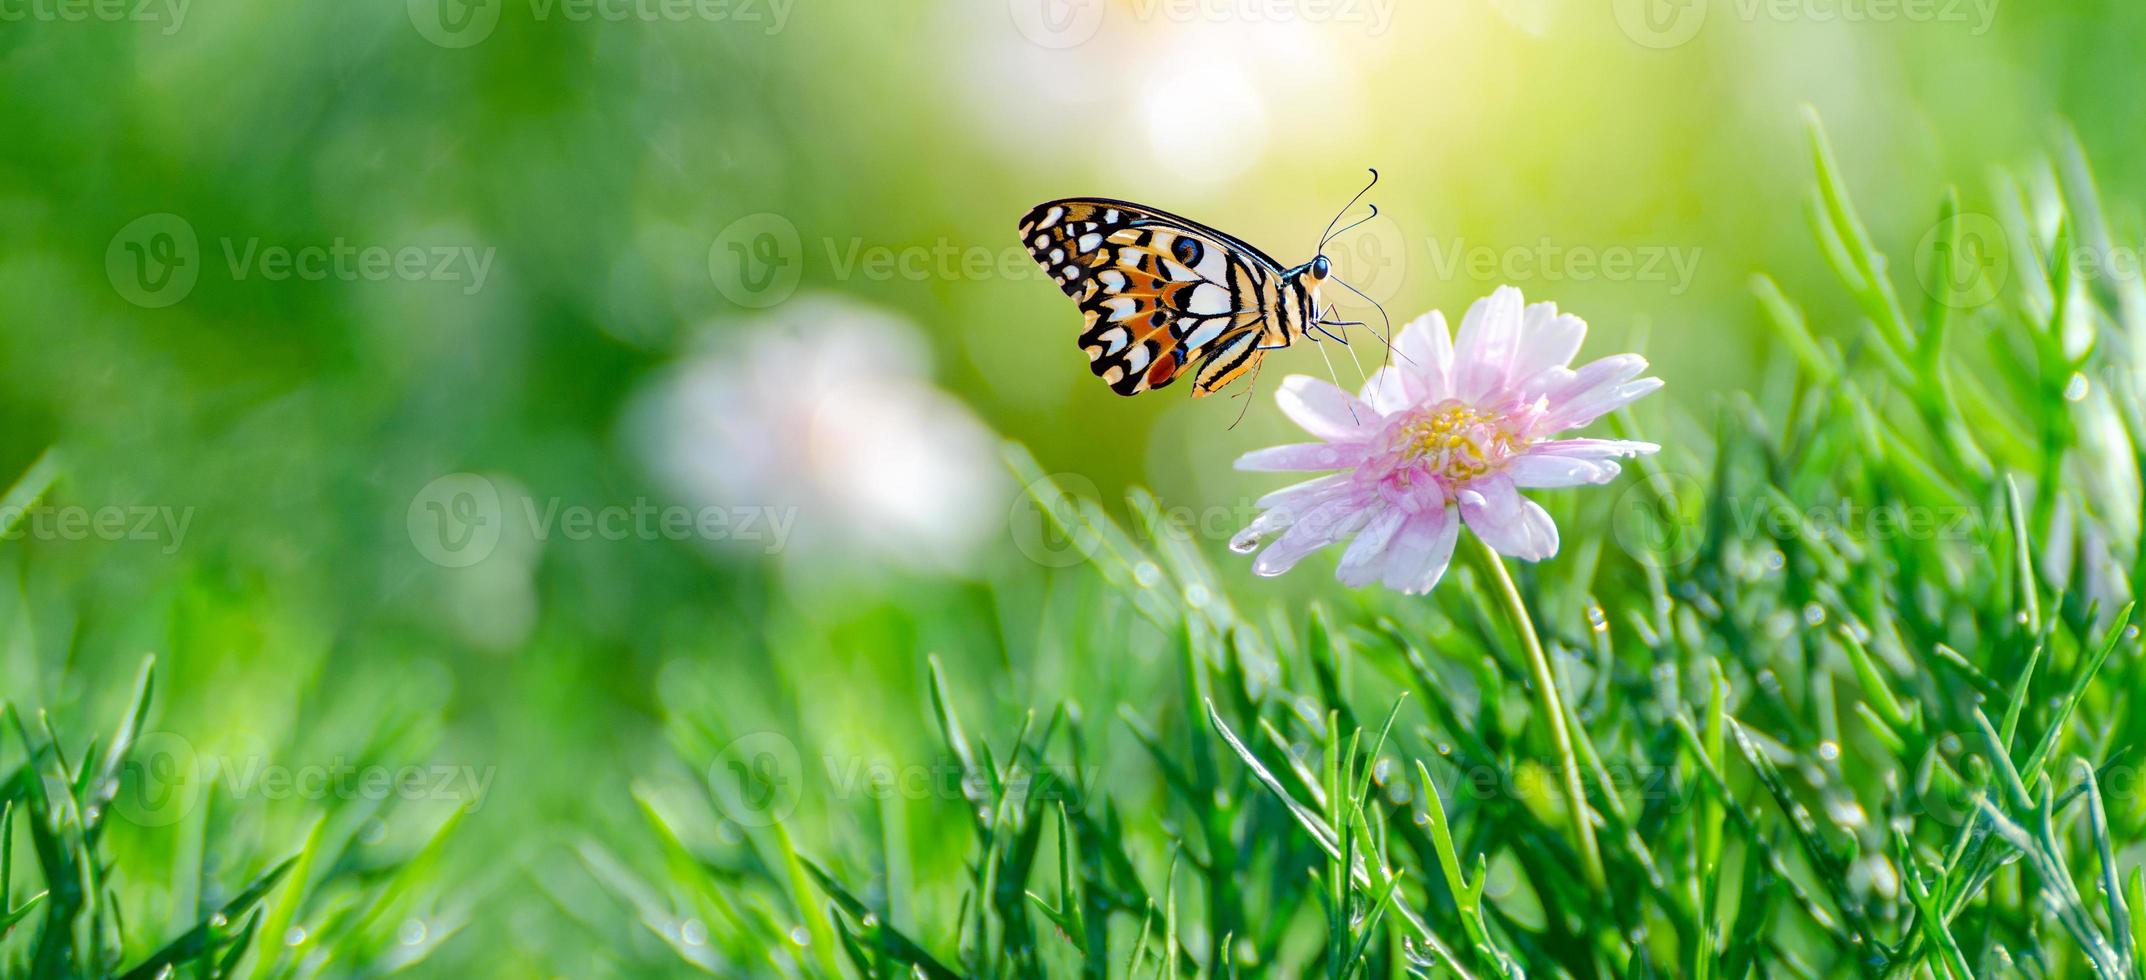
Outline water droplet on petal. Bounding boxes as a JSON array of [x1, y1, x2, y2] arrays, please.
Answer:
[[1802, 603, 1827, 626], [2063, 372, 2089, 401]]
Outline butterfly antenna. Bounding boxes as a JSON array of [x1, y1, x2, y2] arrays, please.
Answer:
[[1322, 204, 1380, 248], [1315, 168, 1380, 253]]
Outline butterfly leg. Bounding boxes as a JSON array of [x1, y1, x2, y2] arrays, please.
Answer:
[[1306, 330, 1364, 425]]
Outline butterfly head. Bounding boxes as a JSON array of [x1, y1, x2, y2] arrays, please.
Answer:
[[1308, 254, 1332, 282]]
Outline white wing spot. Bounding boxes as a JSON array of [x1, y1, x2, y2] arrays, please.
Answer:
[[1124, 344, 1152, 374], [1077, 233, 1102, 253], [1096, 327, 1130, 353], [1101, 299, 1139, 324], [1098, 270, 1127, 290], [1040, 206, 1064, 228], [1184, 318, 1226, 350], [1192, 246, 1228, 283], [1187, 283, 1230, 316]]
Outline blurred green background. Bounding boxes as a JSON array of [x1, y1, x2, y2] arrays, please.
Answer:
[[2, 0, 2144, 972]]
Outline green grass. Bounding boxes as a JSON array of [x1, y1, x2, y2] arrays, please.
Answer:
[[603, 116, 2146, 977], [9, 113, 2146, 977], [1, 447, 477, 978]]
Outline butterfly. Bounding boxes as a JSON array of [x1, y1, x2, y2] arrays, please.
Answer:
[[1018, 171, 1385, 399]]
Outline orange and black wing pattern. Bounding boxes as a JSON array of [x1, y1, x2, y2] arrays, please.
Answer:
[[1019, 199, 1284, 396]]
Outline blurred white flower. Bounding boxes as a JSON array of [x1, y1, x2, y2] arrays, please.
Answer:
[[628, 295, 1000, 572]]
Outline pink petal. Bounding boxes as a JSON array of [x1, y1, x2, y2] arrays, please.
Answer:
[[1547, 377, 1663, 431], [1551, 354, 1648, 400], [1382, 507, 1461, 594], [1505, 453, 1622, 488], [1335, 504, 1408, 587], [1276, 375, 1377, 442], [1357, 367, 1414, 415], [1236, 442, 1365, 472], [1394, 310, 1454, 402], [1458, 476, 1560, 560], [1251, 499, 1366, 576], [1253, 472, 1353, 515], [1454, 286, 1525, 403], [1510, 302, 1586, 383], [1529, 437, 1660, 460]]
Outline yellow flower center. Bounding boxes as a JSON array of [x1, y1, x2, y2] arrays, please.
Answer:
[[1398, 402, 1519, 484]]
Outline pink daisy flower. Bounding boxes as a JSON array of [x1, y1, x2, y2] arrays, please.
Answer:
[[1230, 286, 1664, 593]]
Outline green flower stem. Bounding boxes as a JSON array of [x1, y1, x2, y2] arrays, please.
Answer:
[[1477, 536, 1606, 891]]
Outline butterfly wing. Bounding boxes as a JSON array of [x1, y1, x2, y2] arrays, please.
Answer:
[[1019, 199, 1290, 396]]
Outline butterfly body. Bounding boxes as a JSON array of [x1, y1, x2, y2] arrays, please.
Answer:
[[1019, 198, 1331, 397]]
